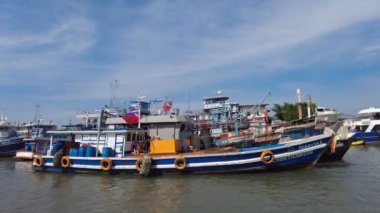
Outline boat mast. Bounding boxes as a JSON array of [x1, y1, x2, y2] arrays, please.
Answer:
[[110, 77, 119, 108], [297, 87, 302, 119], [306, 95, 312, 118], [0, 107, 4, 121], [95, 109, 103, 157], [33, 104, 40, 124], [137, 96, 146, 129], [138, 101, 141, 129]]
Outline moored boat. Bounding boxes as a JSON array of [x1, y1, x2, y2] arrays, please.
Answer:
[[274, 115, 352, 162], [319, 138, 352, 161], [0, 115, 24, 157], [15, 122, 57, 160], [348, 107, 380, 145], [33, 132, 332, 174], [33, 111, 333, 175], [319, 119, 353, 161]]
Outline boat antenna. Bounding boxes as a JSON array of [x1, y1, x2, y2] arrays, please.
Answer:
[[0, 107, 4, 121], [110, 77, 119, 108], [33, 104, 40, 124]]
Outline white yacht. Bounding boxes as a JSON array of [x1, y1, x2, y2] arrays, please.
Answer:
[[348, 107, 380, 145]]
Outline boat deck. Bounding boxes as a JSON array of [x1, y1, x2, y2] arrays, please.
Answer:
[[132, 147, 239, 158]]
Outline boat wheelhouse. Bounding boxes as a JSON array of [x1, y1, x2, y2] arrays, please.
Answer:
[[315, 107, 340, 123], [47, 111, 147, 158], [15, 122, 57, 160]]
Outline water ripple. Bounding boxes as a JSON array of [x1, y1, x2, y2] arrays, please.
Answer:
[[1, 146, 380, 212]]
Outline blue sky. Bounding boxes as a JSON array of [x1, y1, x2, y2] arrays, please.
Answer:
[[1, 0, 380, 124]]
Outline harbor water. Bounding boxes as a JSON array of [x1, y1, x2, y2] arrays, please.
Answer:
[[1, 146, 380, 212]]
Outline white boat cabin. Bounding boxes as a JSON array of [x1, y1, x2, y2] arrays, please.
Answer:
[[348, 107, 380, 134], [0, 120, 17, 139], [140, 115, 193, 141], [47, 128, 147, 157]]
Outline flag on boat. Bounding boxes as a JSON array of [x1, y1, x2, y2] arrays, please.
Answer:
[[163, 101, 171, 113], [127, 108, 139, 115], [122, 114, 139, 125], [124, 103, 140, 124]]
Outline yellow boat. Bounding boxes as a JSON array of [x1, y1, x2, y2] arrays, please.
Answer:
[[351, 140, 364, 146]]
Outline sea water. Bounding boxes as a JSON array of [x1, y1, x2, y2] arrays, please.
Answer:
[[0, 146, 379, 212]]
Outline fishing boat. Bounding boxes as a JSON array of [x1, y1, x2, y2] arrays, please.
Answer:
[[15, 122, 57, 160], [33, 109, 333, 175], [348, 107, 380, 145], [318, 119, 352, 161], [197, 92, 272, 148], [0, 114, 24, 156], [273, 114, 352, 162]]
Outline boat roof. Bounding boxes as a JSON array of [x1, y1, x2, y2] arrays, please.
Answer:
[[0, 120, 14, 127], [239, 104, 268, 107], [203, 96, 229, 101], [76, 112, 100, 118], [316, 107, 334, 111], [22, 123, 56, 127], [47, 129, 146, 135], [358, 107, 380, 115], [105, 117, 127, 125], [140, 115, 192, 124]]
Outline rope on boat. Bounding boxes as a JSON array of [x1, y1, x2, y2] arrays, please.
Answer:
[[53, 149, 63, 167], [139, 154, 152, 177]]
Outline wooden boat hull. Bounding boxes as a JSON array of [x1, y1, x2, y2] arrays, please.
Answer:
[[319, 139, 352, 162], [33, 133, 332, 175]]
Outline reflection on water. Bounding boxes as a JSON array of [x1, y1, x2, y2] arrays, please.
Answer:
[[1, 146, 380, 212]]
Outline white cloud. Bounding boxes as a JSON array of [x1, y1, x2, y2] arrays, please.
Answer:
[[114, 0, 380, 79], [363, 44, 380, 53], [0, 16, 95, 51], [2, 0, 380, 124]]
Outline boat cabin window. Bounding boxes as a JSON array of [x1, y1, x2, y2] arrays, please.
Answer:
[[355, 125, 369, 132], [0, 127, 9, 131], [82, 134, 106, 141], [116, 135, 124, 143], [125, 132, 145, 142], [180, 124, 186, 131], [372, 125, 380, 132], [375, 113, 380, 120]]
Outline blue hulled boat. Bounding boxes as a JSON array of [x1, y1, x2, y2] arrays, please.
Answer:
[[33, 133, 332, 174], [0, 118, 24, 156], [15, 122, 58, 160], [33, 112, 333, 175], [348, 107, 380, 145]]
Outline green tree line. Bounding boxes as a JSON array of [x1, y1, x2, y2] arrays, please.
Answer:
[[272, 102, 317, 121]]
